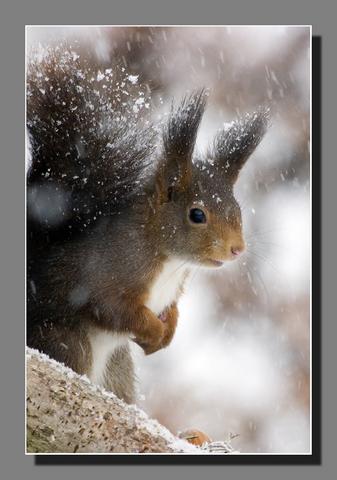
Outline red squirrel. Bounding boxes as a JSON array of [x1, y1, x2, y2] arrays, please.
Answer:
[[27, 47, 269, 403]]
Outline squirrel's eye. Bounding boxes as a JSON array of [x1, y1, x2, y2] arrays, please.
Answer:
[[189, 208, 207, 224]]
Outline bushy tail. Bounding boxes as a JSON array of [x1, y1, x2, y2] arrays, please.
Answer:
[[27, 45, 156, 233]]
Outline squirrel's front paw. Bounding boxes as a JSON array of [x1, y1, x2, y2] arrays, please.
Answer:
[[133, 304, 178, 355], [133, 309, 165, 355], [138, 304, 178, 355], [158, 303, 178, 349]]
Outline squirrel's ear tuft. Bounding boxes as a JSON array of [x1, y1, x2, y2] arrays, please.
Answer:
[[212, 107, 270, 184], [158, 90, 206, 199], [163, 89, 206, 160]]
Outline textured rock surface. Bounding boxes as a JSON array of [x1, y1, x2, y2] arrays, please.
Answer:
[[26, 348, 199, 454]]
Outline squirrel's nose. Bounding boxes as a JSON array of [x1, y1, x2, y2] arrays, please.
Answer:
[[230, 243, 245, 257]]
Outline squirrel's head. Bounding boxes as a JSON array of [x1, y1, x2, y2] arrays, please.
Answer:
[[151, 91, 269, 268]]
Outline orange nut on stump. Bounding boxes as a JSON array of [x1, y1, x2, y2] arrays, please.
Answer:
[[178, 429, 212, 447]]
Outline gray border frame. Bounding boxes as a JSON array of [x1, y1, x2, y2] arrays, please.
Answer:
[[30, 32, 320, 466], [1, 1, 336, 479]]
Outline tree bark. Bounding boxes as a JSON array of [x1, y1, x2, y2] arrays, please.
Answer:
[[26, 348, 234, 454]]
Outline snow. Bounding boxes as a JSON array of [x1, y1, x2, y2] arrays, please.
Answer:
[[128, 74, 139, 84], [96, 71, 105, 82]]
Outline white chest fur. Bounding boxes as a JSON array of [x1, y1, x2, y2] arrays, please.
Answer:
[[88, 329, 129, 387], [145, 257, 190, 316], [88, 258, 189, 387]]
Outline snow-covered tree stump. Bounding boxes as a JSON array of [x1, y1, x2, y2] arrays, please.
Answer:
[[27, 348, 234, 454]]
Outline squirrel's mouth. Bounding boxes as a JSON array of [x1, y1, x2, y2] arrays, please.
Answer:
[[205, 258, 225, 268], [204, 247, 244, 267]]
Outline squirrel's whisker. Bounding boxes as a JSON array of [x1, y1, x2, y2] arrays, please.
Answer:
[[246, 248, 279, 275]]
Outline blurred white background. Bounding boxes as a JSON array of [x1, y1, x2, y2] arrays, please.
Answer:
[[27, 25, 311, 453]]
